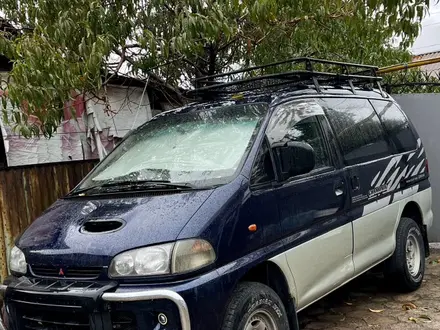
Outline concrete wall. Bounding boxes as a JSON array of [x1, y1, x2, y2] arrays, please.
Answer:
[[392, 93, 440, 242]]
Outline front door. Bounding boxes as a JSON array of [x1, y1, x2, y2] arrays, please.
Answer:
[[266, 98, 354, 310]]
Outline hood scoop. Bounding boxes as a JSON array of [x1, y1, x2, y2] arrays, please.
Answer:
[[80, 219, 126, 234]]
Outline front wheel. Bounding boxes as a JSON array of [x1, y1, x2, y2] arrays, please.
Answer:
[[384, 217, 426, 292], [222, 282, 290, 330]]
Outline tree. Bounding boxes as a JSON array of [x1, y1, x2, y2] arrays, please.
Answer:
[[0, 0, 431, 137]]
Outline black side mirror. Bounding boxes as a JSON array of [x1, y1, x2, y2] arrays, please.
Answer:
[[273, 141, 315, 180]]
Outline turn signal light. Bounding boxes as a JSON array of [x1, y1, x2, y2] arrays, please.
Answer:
[[248, 224, 257, 232]]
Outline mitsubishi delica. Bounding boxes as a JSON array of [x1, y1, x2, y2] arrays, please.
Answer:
[[0, 58, 433, 330]]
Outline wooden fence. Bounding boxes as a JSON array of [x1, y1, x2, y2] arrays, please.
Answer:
[[0, 161, 96, 280]]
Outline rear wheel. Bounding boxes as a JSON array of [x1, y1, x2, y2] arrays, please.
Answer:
[[222, 282, 290, 330], [384, 217, 425, 292]]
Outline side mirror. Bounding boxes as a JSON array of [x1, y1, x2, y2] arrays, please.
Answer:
[[273, 141, 315, 180]]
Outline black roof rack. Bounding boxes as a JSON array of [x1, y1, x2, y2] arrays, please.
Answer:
[[186, 57, 384, 99]]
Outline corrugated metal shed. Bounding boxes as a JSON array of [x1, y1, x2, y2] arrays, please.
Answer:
[[0, 74, 180, 167]]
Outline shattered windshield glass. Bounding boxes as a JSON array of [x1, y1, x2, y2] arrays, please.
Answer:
[[74, 103, 268, 192]]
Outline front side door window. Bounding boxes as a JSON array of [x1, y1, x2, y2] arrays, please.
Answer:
[[266, 99, 333, 179]]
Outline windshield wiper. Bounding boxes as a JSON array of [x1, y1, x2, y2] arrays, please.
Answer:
[[101, 180, 194, 189], [70, 180, 195, 196]]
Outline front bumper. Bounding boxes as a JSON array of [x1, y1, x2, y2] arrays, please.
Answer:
[[0, 278, 192, 330]]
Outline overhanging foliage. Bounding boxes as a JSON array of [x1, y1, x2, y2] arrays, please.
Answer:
[[0, 0, 432, 137]]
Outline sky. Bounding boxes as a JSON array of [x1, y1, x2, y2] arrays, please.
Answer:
[[411, 0, 440, 55]]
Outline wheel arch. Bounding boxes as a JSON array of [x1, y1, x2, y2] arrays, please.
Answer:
[[400, 201, 429, 257], [239, 261, 299, 329]]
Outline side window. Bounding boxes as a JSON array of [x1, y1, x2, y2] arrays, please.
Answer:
[[266, 100, 332, 173], [286, 117, 330, 168], [322, 98, 392, 166], [370, 100, 418, 153], [250, 140, 275, 185]]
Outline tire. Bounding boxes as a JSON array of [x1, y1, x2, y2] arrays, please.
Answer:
[[222, 282, 290, 330], [384, 217, 426, 292]]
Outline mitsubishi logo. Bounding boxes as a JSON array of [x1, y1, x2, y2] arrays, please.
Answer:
[[59, 268, 65, 276]]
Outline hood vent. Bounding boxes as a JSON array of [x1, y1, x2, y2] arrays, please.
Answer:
[[80, 219, 125, 234]]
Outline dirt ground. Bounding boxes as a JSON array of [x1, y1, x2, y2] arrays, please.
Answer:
[[298, 250, 440, 330]]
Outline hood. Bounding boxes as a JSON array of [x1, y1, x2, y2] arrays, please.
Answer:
[[17, 189, 213, 267]]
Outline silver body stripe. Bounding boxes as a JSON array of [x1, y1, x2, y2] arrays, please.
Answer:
[[406, 165, 415, 178], [389, 166, 408, 191], [362, 195, 392, 217], [386, 168, 399, 189], [375, 155, 401, 188], [393, 185, 418, 203], [413, 158, 425, 174], [371, 171, 381, 187]]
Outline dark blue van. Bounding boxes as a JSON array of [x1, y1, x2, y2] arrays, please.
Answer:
[[0, 58, 433, 330]]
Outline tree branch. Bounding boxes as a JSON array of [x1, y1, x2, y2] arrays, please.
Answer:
[[124, 43, 141, 49], [113, 48, 126, 74], [111, 48, 183, 103], [207, 43, 217, 77], [270, 11, 355, 27], [218, 35, 239, 52], [163, 3, 176, 15], [182, 57, 208, 76]]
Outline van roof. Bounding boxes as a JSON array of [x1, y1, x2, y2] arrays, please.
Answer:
[[184, 57, 391, 106]]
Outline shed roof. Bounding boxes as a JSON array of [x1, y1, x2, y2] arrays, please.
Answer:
[[412, 51, 440, 77]]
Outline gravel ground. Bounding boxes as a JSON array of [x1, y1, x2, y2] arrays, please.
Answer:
[[298, 250, 440, 329]]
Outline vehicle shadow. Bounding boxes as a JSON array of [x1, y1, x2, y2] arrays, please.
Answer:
[[297, 268, 400, 329]]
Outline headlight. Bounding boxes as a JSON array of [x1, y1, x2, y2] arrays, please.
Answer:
[[109, 239, 216, 278], [10, 246, 27, 275]]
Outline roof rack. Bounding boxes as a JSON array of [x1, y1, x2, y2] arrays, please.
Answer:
[[186, 57, 384, 99]]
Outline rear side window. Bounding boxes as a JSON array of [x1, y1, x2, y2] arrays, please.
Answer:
[[370, 100, 418, 153], [322, 98, 392, 166]]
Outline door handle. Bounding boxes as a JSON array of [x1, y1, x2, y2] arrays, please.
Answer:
[[334, 181, 345, 197]]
